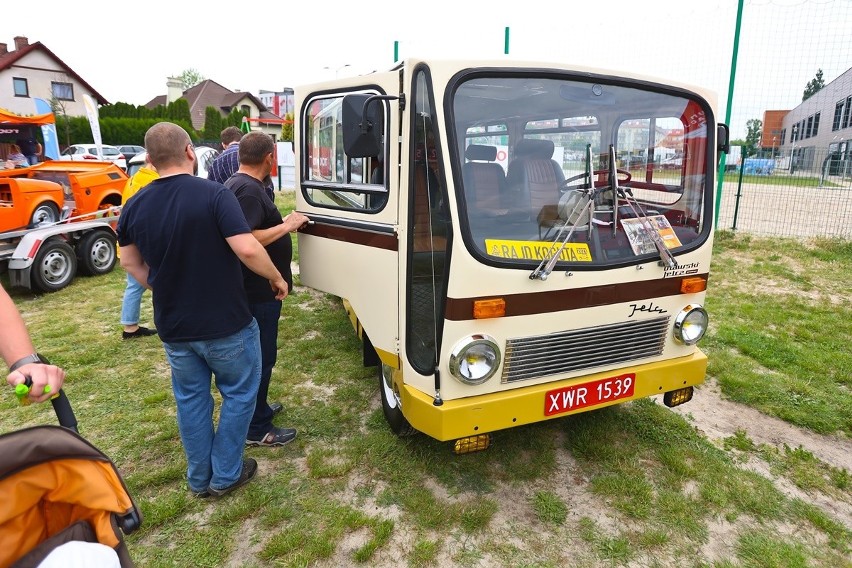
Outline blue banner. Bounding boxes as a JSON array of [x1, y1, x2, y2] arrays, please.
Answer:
[[33, 98, 61, 160]]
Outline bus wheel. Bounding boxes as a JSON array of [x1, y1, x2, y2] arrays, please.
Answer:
[[77, 230, 117, 276], [31, 240, 77, 292], [379, 363, 416, 437]]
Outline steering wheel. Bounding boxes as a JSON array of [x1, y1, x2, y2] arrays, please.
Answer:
[[561, 169, 632, 191]]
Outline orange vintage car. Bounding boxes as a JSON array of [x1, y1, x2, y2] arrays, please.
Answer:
[[0, 176, 65, 233], [0, 161, 126, 230], [1, 108, 126, 232]]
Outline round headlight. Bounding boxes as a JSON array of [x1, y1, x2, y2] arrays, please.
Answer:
[[673, 304, 708, 345], [449, 334, 501, 385]]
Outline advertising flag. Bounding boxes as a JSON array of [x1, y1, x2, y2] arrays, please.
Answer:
[[33, 98, 61, 160], [82, 94, 103, 159]]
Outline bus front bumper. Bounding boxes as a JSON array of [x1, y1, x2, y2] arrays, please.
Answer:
[[399, 350, 708, 442]]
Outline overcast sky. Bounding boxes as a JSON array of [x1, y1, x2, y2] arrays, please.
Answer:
[[10, 0, 851, 138]]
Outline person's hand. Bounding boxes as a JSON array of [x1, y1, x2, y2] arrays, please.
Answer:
[[285, 212, 311, 232], [269, 277, 289, 300], [7, 363, 65, 404]]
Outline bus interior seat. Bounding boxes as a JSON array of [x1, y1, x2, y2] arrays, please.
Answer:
[[462, 144, 506, 214], [370, 155, 384, 184], [506, 138, 566, 219]]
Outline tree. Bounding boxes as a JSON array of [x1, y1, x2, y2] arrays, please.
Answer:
[[202, 107, 223, 140], [225, 108, 248, 128], [802, 68, 825, 101], [281, 112, 294, 142], [744, 119, 762, 158], [179, 68, 205, 90], [165, 99, 192, 123], [49, 96, 73, 148]]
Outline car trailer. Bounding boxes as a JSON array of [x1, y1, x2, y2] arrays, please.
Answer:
[[0, 210, 119, 293]]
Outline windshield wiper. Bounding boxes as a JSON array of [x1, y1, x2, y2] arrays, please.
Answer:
[[608, 145, 678, 269], [529, 144, 678, 280], [530, 144, 598, 280]]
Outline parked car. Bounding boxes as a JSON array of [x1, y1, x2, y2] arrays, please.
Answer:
[[0, 176, 65, 232], [0, 161, 127, 224], [126, 146, 219, 179], [59, 144, 127, 171], [115, 145, 145, 163]]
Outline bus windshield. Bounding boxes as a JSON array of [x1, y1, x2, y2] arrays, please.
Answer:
[[452, 75, 713, 269]]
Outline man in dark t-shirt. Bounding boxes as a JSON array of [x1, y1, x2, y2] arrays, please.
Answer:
[[117, 122, 289, 498], [225, 132, 309, 447]]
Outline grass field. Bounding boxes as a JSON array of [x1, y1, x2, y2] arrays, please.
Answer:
[[1, 194, 849, 567]]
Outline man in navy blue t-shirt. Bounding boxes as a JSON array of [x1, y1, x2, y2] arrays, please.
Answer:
[[117, 122, 288, 498], [225, 132, 309, 447]]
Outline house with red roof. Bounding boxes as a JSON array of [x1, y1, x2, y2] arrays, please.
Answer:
[[0, 36, 108, 118], [145, 77, 284, 135]]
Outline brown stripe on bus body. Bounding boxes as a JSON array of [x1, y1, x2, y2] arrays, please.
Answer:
[[300, 221, 398, 251], [444, 274, 709, 320]]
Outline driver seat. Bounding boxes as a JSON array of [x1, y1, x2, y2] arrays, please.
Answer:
[[506, 138, 566, 219], [462, 144, 505, 214]]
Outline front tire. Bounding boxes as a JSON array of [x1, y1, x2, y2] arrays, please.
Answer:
[[379, 363, 416, 437], [77, 230, 117, 276], [31, 240, 77, 292], [30, 202, 60, 227]]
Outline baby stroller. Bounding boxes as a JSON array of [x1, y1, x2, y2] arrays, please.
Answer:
[[0, 386, 142, 567]]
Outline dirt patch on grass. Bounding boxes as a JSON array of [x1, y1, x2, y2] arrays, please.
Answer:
[[323, 379, 852, 567], [667, 378, 852, 472]]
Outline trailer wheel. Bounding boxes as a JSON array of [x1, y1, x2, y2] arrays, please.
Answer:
[[77, 230, 117, 276], [30, 202, 60, 227], [379, 363, 416, 437], [31, 240, 77, 293]]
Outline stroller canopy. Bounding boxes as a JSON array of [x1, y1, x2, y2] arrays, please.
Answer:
[[0, 425, 141, 568]]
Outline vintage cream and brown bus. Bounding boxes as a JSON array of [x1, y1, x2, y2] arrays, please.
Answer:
[[295, 58, 728, 453]]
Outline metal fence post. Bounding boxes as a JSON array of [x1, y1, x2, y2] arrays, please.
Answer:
[[732, 162, 746, 230]]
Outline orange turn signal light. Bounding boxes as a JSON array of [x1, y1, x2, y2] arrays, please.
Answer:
[[680, 277, 707, 294], [453, 434, 491, 454], [473, 298, 506, 319], [663, 387, 694, 407]]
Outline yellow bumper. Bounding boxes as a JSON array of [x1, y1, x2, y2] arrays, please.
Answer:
[[399, 351, 707, 442]]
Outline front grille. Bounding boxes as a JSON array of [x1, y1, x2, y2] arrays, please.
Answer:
[[501, 316, 670, 383]]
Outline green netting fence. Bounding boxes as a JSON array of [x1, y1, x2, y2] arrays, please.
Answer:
[[523, 0, 852, 239], [713, 0, 852, 238]]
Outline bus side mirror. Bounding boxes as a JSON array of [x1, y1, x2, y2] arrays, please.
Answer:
[[717, 123, 730, 154], [342, 94, 384, 158]]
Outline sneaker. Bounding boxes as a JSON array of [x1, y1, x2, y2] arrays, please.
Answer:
[[191, 489, 210, 499], [207, 458, 258, 497], [122, 326, 158, 339], [246, 426, 297, 447], [269, 402, 283, 417]]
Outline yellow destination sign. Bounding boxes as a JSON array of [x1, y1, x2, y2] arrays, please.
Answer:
[[485, 239, 593, 262]]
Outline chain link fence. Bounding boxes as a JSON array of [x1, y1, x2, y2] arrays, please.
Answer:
[[567, 0, 852, 239], [717, 150, 852, 238], [712, 0, 852, 239]]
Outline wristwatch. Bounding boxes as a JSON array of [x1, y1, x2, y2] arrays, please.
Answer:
[[9, 353, 48, 373]]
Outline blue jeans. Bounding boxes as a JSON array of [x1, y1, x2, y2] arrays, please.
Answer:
[[247, 300, 282, 439], [162, 319, 261, 493], [26, 155, 38, 165], [120, 273, 146, 326]]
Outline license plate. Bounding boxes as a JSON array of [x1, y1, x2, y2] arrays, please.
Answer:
[[544, 373, 636, 416]]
